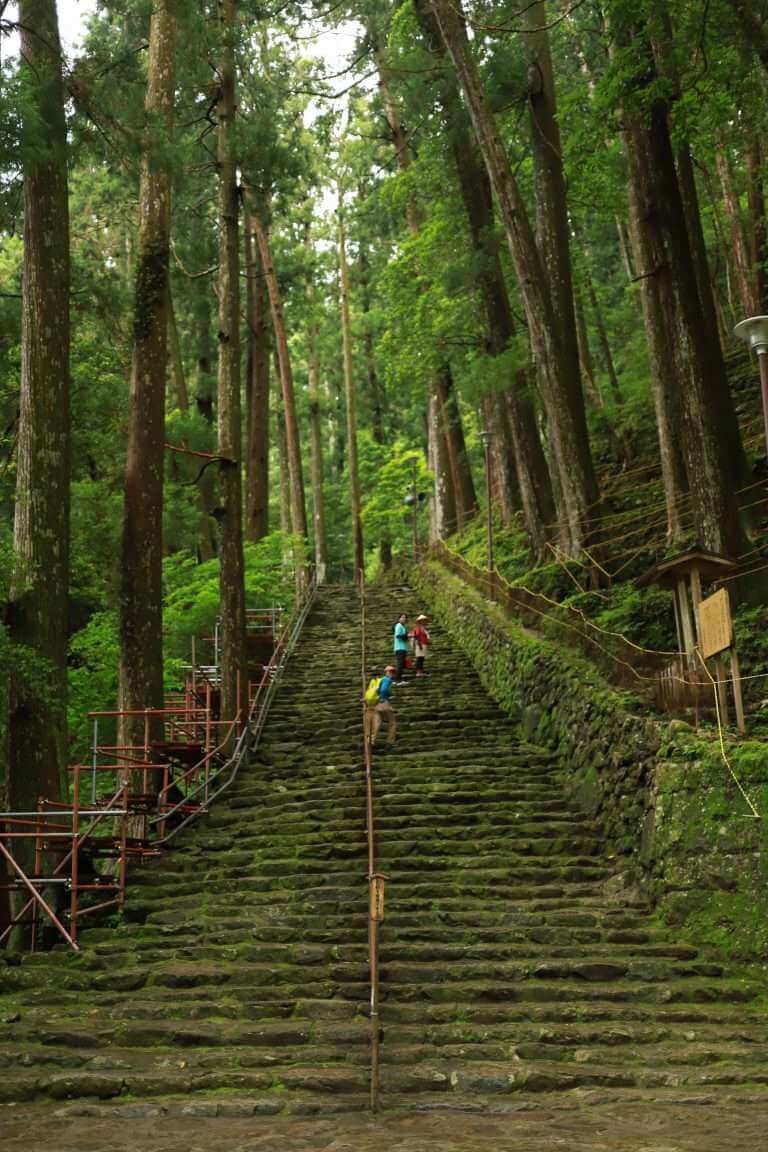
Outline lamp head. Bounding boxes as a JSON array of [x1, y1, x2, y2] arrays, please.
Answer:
[[734, 315, 768, 356]]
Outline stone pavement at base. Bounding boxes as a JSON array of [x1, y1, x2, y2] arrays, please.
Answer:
[[3, 1102, 768, 1152]]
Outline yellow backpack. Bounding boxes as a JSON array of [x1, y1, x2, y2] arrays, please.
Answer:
[[364, 677, 382, 705]]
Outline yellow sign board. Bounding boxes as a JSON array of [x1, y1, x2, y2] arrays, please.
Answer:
[[369, 874, 386, 922], [698, 588, 732, 660]]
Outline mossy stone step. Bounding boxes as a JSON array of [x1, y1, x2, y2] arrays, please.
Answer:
[[1, 583, 766, 1116]]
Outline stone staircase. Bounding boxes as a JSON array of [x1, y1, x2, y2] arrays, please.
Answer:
[[1, 583, 767, 1119]]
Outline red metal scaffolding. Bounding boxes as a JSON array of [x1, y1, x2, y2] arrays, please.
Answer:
[[0, 592, 314, 952]]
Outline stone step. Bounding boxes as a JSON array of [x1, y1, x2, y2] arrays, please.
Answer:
[[377, 1039, 768, 1069], [0, 1061, 371, 1106], [377, 1058, 768, 1095]]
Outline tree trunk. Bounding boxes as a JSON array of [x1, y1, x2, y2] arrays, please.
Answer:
[[617, 18, 745, 554], [8, 0, 71, 880], [574, 290, 601, 408], [715, 135, 759, 316], [359, 236, 392, 567], [307, 391, 328, 584], [648, 104, 746, 554], [193, 284, 217, 561], [435, 366, 478, 529], [216, 0, 247, 725], [482, 391, 520, 521], [167, 281, 189, 411], [746, 131, 768, 312], [372, 30, 476, 537], [251, 203, 309, 575], [244, 213, 270, 542], [416, 0, 556, 546], [727, 0, 768, 71], [621, 92, 691, 544], [338, 207, 365, 582], [430, 0, 597, 555], [118, 0, 177, 765], [584, 271, 622, 405], [428, 391, 457, 540], [275, 390, 291, 541], [503, 373, 557, 559], [654, 6, 757, 487], [304, 230, 328, 583]]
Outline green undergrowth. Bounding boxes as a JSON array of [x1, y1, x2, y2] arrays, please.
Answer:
[[438, 352, 768, 722]]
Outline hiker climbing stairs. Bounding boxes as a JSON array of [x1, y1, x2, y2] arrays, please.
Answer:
[[1, 584, 767, 1119]]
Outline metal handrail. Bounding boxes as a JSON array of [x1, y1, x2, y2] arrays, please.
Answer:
[[157, 567, 318, 844], [360, 572, 382, 1113], [0, 570, 318, 950]]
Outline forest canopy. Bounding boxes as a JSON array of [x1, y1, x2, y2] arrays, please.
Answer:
[[2, 0, 768, 808]]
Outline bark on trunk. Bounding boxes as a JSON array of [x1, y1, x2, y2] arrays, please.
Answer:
[[574, 290, 601, 408], [622, 95, 690, 543], [715, 135, 759, 316], [193, 286, 217, 561], [584, 272, 621, 405], [416, 0, 556, 548], [167, 281, 189, 411], [251, 203, 309, 574], [275, 390, 292, 541], [617, 18, 745, 554], [430, 0, 597, 555], [435, 366, 478, 528], [746, 132, 768, 312], [428, 392, 457, 540], [648, 104, 745, 554], [305, 231, 328, 584], [359, 237, 392, 567], [118, 0, 177, 761], [503, 372, 556, 559], [338, 208, 365, 582], [651, 8, 749, 483], [216, 0, 247, 725], [372, 28, 476, 537], [244, 214, 270, 542], [9, 0, 71, 871]]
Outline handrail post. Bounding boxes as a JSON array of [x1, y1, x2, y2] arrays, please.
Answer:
[[360, 568, 381, 1112]]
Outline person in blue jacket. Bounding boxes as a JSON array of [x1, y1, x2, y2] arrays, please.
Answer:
[[370, 664, 397, 750], [393, 613, 409, 682]]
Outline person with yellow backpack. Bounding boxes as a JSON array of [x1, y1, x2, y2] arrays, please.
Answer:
[[364, 664, 397, 752]]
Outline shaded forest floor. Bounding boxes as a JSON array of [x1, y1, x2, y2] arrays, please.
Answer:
[[5, 1097, 768, 1151]]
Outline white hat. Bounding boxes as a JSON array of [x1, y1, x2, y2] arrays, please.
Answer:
[[416, 614, 428, 621]]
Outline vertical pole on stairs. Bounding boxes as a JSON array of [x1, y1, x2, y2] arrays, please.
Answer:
[[479, 430, 495, 602], [360, 571, 381, 1112]]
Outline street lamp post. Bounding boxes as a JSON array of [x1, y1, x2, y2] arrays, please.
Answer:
[[478, 429, 494, 599], [734, 315, 768, 459]]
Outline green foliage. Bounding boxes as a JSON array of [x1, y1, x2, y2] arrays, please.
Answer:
[[361, 443, 432, 563]]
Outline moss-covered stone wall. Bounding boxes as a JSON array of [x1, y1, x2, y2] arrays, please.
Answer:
[[413, 560, 768, 958]]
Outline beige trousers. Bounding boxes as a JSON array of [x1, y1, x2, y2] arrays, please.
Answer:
[[366, 700, 396, 745]]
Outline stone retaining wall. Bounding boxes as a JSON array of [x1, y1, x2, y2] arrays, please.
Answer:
[[412, 560, 768, 958]]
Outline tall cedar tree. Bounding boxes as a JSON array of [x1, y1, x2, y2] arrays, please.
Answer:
[[305, 228, 329, 583], [244, 214, 271, 542], [338, 204, 365, 580], [413, 0, 555, 556], [216, 0, 248, 724], [251, 200, 310, 577], [613, 12, 746, 555], [429, 0, 598, 556], [372, 20, 477, 532], [7, 0, 71, 892], [118, 0, 177, 762]]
